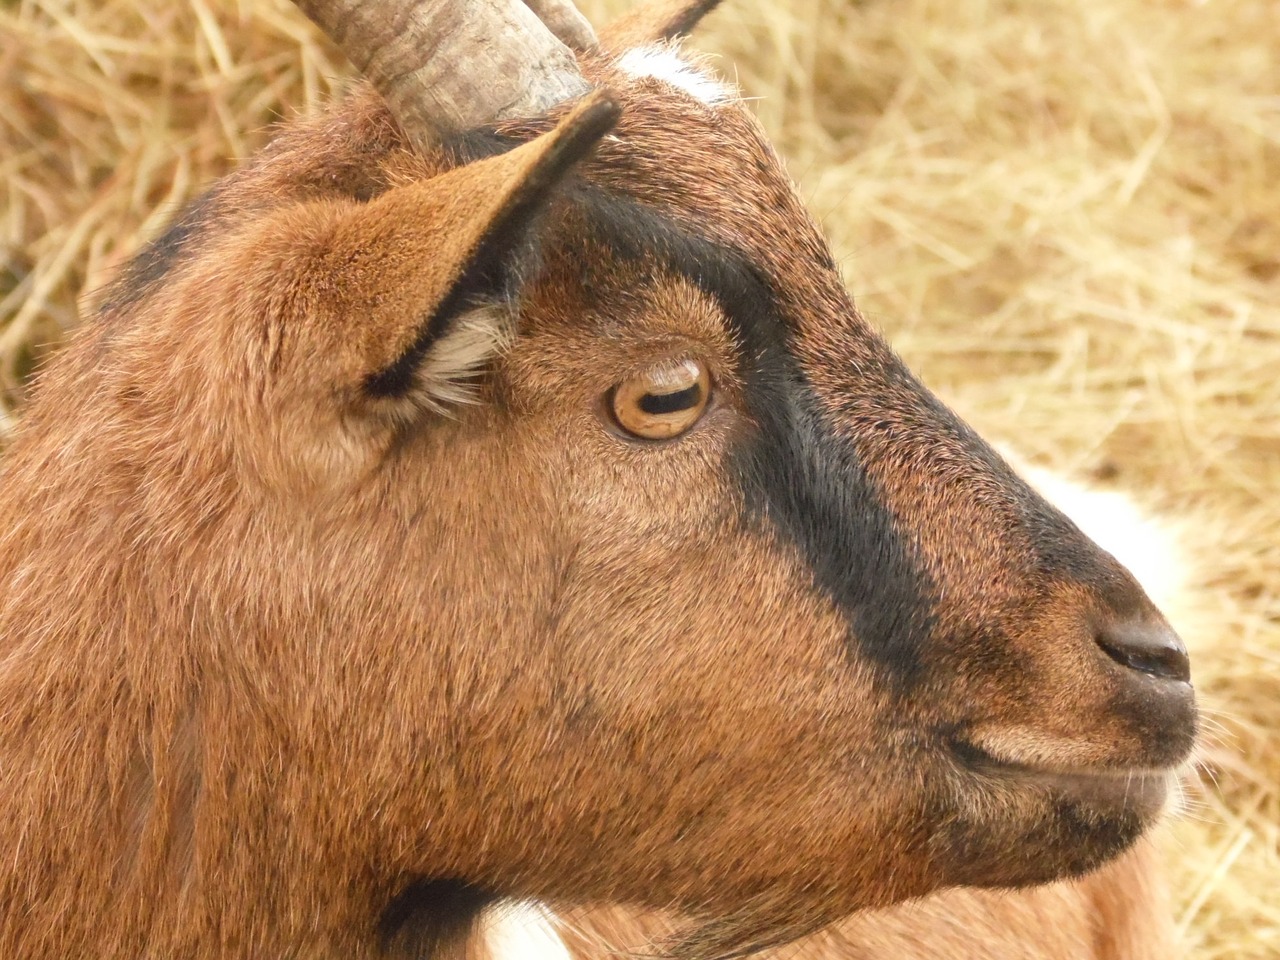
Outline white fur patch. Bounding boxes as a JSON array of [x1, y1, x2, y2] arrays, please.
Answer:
[[616, 45, 735, 105], [409, 304, 513, 416], [480, 901, 572, 960]]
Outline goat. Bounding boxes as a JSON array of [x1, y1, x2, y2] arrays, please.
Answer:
[[0, 1, 1196, 958]]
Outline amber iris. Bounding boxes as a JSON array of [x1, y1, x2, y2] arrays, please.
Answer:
[[609, 358, 712, 440]]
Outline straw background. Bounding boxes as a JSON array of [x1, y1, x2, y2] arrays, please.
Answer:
[[1, 0, 1277, 956]]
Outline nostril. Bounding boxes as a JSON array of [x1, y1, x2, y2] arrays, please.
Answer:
[[1095, 619, 1191, 683]]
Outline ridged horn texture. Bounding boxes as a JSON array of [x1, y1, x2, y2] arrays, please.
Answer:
[[293, 0, 593, 151]]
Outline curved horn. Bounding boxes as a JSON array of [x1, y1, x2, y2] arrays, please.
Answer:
[[293, 0, 593, 151]]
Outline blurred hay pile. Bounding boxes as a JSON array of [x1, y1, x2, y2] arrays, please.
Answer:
[[2, 0, 1276, 955]]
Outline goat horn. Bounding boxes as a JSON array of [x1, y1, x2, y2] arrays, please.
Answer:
[[292, 0, 593, 151]]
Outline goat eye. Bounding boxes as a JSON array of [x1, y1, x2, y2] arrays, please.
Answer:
[[609, 359, 712, 441]]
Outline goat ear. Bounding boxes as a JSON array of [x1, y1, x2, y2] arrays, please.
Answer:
[[252, 89, 620, 407], [362, 89, 621, 398], [600, 0, 723, 49]]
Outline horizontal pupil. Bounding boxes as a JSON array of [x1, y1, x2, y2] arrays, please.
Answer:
[[638, 383, 702, 416]]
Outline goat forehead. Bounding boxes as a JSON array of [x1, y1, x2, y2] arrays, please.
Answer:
[[614, 45, 737, 106], [579, 60, 794, 202]]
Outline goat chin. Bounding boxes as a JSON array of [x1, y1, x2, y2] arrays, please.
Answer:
[[474, 470, 1188, 960]]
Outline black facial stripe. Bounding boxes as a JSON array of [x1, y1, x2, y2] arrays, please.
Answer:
[[574, 190, 937, 686]]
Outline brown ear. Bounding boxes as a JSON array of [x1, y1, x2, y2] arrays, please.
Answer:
[[600, 0, 724, 50], [242, 89, 620, 403], [362, 88, 622, 396]]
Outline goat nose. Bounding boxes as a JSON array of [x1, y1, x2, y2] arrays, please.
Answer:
[[1095, 618, 1191, 683]]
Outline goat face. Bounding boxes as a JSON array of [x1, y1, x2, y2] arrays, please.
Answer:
[[427, 68, 1197, 936], [4, 20, 1195, 958]]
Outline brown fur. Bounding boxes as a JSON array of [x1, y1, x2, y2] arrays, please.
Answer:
[[0, 3, 1194, 958], [553, 838, 1177, 960]]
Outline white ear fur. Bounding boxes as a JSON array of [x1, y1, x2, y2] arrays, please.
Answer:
[[617, 45, 737, 105], [405, 304, 515, 417], [479, 901, 573, 960]]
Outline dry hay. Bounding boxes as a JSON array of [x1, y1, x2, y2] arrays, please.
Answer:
[[1, 0, 1277, 956]]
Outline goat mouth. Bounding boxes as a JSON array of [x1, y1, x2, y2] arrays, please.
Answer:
[[949, 739, 1171, 812]]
